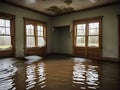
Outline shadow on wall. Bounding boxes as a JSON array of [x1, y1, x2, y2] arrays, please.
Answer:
[[52, 25, 71, 54]]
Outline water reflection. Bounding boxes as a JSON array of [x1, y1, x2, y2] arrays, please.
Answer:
[[86, 65, 99, 89], [1, 56, 120, 90], [0, 59, 17, 90], [26, 64, 36, 90], [73, 58, 100, 89], [25, 62, 46, 90], [37, 62, 46, 88]]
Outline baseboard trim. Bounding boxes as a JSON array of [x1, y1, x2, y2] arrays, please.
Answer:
[[47, 53, 73, 57], [102, 57, 119, 62], [47, 53, 120, 62]]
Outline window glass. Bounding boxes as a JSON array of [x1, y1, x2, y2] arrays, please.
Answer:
[[0, 27, 5, 34], [89, 29, 99, 35], [88, 36, 99, 47], [76, 37, 85, 47], [89, 22, 99, 29], [25, 19, 46, 48], [37, 25, 43, 36], [6, 20, 10, 27], [0, 19, 5, 26], [77, 24, 86, 29], [0, 36, 12, 50], [0, 19, 12, 50], [38, 37, 45, 47], [26, 24, 34, 30], [75, 22, 100, 47], [89, 22, 99, 35], [27, 37, 35, 47], [26, 24, 34, 35], [6, 28, 10, 35], [77, 24, 86, 35]]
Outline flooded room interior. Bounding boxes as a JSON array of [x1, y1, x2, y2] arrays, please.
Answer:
[[0, 0, 120, 90]]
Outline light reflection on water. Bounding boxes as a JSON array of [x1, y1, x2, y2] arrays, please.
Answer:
[[25, 62, 46, 90], [37, 62, 46, 88], [0, 58, 101, 90], [73, 58, 100, 89], [0, 59, 17, 90], [26, 64, 36, 90]]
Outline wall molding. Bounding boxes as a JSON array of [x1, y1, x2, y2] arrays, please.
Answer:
[[47, 53, 73, 57], [102, 57, 119, 62], [47, 53, 119, 62]]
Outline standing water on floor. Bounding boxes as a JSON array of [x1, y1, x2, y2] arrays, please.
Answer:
[[0, 56, 120, 90]]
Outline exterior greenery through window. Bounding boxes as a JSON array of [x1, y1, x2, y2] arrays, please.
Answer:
[[74, 18, 102, 48], [0, 13, 15, 51], [73, 17, 102, 59], [24, 18, 46, 48]]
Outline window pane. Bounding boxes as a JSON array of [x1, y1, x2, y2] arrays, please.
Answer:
[[26, 24, 34, 30], [26, 29, 34, 35], [6, 20, 10, 27], [88, 36, 99, 47], [77, 24, 86, 29], [27, 37, 35, 47], [77, 30, 85, 35], [38, 26, 43, 31], [37, 26, 41, 30], [41, 31, 43, 36], [37, 25, 43, 31], [26, 24, 34, 35], [6, 28, 11, 35], [38, 37, 45, 47], [37, 25, 43, 36], [41, 26, 43, 31], [76, 37, 85, 47], [89, 22, 99, 29], [77, 24, 86, 35], [0, 36, 12, 50], [0, 19, 5, 26], [89, 29, 99, 35], [38, 30, 43, 36], [0, 27, 5, 34]]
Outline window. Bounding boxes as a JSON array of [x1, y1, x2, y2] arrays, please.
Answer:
[[24, 18, 47, 48], [74, 19, 102, 48], [0, 19, 11, 50], [76, 24, 86, 47], [73, 16, 102, 59], [0, 13, 15, 51], [88, 22, 99, 47], [26, 24, 35, 47]]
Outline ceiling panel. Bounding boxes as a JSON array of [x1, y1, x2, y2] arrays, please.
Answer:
[[2, 0, 119, 15]]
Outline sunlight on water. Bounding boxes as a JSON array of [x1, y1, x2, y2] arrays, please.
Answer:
[[1, 57, 119, 90], [26, 64, 36, 90], [0, 59, 17, 90], [37, 62, 46, 88], [73, 58, 99, 89], [25, 62, 46, 90]]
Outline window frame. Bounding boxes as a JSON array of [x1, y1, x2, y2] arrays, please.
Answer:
[[73, 17, 102, 49], [0, 13, 15, 51], [24, 18, 47, 49], [0, 12, 15, 57]]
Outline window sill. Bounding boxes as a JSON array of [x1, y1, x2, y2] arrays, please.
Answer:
[[0, 49, 13, 52], [26, 46, 46, 49]]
